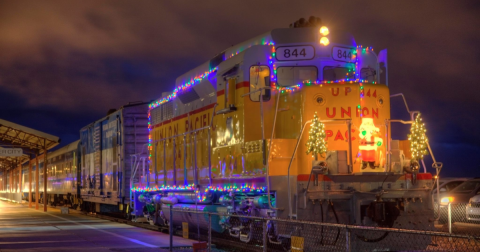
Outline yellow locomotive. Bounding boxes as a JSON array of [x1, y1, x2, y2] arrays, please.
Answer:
[[132, 17, 437, 251]]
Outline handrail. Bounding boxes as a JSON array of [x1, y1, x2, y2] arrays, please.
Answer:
[[147, 125, 209, 187], [208, 104, 217, 185], [287, 120, 311, 219], [241, 86, 278, 210], [130, 103, 217, 191], [265, 90, 282, 210], [390, 93, 420, 121], [287, 119, 353, 219], [387, 118, 442, 221], [241, 86, 272, 97], [151, 125, 212, 144], [386, 119, 412, 174], [388, 119, 413, 124], [386, 119, 433, 173]]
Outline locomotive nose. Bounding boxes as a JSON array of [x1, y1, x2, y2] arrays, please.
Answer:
[[294, 82, 390, 174]]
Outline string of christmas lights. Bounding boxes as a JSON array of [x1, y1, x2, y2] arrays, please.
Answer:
[[131, 184, 196, 193], [408, 113, 429, 161], [145, 41, 378, 183], [355, 45, 375, 118], [226, 39, 275, 60], [132, 184, 266, 194], [270, 78, 376, 94], [149, 67, 218, 110], [305, 112, 327, 159], [147, 67, 219, 161]]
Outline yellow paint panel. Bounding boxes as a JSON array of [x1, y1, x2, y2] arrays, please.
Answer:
[[182, 222, 189, 238], [298, 83, 391, 175], [275, 91, 303, 139], [291, 236, 304, 252], [399, 140, 411, 159], [148, 80, 392, 186], [150, 106, 214, 185], [267, 139, 298, 176]]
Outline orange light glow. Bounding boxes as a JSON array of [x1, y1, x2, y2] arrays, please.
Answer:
[[319, 26, 329, 36], [320, 37, 329, 46]]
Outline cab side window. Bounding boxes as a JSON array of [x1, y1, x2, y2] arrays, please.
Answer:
[[361, 67, 376, 82], [249, 66, 270, 102]]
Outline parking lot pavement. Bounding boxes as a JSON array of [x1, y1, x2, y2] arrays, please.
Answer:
[[0, 200, 193, 252]]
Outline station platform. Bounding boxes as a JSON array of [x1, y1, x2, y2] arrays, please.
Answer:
[[0, 200, 194, 252]]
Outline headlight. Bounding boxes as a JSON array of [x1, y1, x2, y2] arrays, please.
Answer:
[[440, 197, 454, 205], [319, 26, 329, 36], [320, 37, 329, 46]]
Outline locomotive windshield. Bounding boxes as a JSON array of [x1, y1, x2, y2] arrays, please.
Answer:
[[276, 66, 317, 86], [323, 66, 351, 81]]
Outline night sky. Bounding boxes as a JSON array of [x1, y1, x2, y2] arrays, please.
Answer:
[[0, 1, 479, 177]]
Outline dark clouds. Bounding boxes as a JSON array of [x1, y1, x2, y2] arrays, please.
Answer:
[[0, 0, 479, 176]]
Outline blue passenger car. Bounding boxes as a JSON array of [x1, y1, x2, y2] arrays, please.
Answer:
[[79, 102, 149, 212]]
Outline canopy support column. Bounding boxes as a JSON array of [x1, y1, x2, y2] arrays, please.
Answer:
[[29, 157, 32, 208], [43, 145, 48, 212], [18, 164, 22, 198], [10, 169, 13, 193], [35, 153, 39, 210]]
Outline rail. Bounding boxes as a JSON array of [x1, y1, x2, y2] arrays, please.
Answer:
[[129, 104, 216, 204], [242, 86, 278, 210], [286, 119, 353, 220], [386, 118, 443, 219], [389, 93, 443, 221]]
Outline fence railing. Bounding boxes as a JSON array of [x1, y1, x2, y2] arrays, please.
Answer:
[[164, 205, 480, 252]]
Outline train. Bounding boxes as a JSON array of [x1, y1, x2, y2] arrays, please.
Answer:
[[140, 17, 439, 251], [0, 102, 148, 214], [0, 17, 440, 251]]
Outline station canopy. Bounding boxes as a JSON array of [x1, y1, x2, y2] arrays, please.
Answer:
[[0, 119, 60, 172]]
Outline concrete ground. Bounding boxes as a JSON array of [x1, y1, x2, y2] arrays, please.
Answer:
[[0, 200, 194, 252]]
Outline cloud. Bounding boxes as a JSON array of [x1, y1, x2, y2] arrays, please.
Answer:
[[0, 0, 478, 174]]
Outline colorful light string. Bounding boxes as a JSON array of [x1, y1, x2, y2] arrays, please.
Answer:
[[149, 67, 218, 110], [267, 44, 375, 95], [147, 67, 219, 161], [355, 45, 374, 118], [271, 78, 376, 94], [226, 39, 275, 60], [145, 41, 377, 181], [132, 183, 267, 202], [132, 184, 196, 193]]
